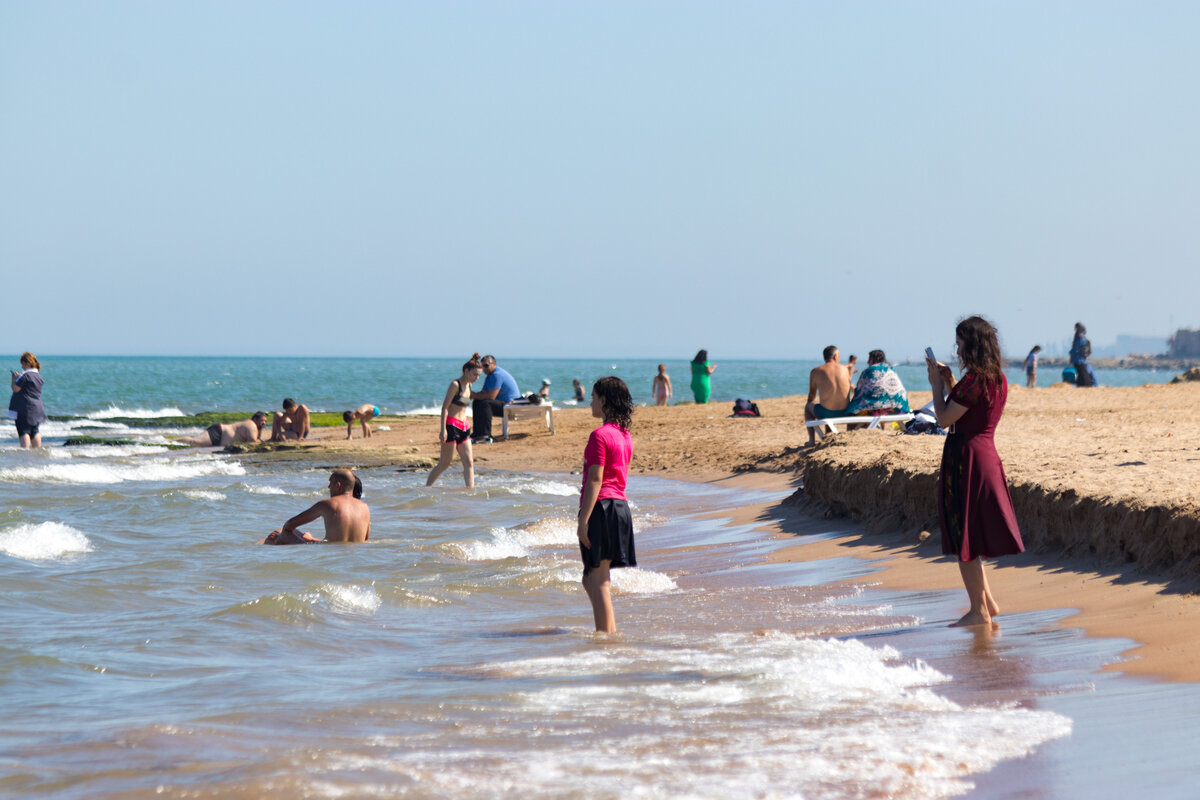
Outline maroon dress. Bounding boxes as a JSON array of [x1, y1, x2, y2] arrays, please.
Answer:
[[938, 371, 1024, 561]]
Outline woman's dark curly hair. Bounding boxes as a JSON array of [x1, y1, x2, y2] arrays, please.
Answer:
[[592, 376, 634, 432], [956, 315, 1005, 382]]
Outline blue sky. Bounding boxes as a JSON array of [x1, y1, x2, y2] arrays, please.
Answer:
[[2, 2, 1197, 360]]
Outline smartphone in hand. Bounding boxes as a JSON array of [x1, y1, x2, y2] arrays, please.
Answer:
[[924, 347, 936, 362]]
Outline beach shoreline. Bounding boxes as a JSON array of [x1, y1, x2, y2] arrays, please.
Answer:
[[262, 382, 1200, 683]]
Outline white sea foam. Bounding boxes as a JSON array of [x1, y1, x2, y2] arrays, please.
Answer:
[[428, 631, 1071, 798], [304, 584, 382, 615], [182, 490, 226, 501], [87, 406, 186, 419], [244, 485, 287, 495], [0, 457, 245, 485], [49, 444, 172, 459], [610, 567, 677, 594], [447, 527, 531, 561], [399, 405, 445, 416], [491, 479, 578, 497], [0, 522, 92, 561]]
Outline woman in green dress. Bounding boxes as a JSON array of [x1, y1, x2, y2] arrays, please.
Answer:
[[690, 349, 716, 404]]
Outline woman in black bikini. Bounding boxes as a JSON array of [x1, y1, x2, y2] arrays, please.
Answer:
[[427, 353, 484, 488]]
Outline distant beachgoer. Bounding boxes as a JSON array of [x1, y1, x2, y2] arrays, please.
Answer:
[[259, 469, 370, 544], [1024, 345, 1042, 389], [538, 379, 551, 399], [845, 350, 909, 415], [926, 315, 1024, 627], [177, 412, 268, 447], [270, 398, 310, 441], [343, 404, 380, 439], [846, 354, 858, 383], [428, 354, 483, 488], [572, 379, 586, 403], [652, 364, 672, 406], [577, 376, 635, 634], [690, 350, 715, 403], [1070, 323, 1095, 387], [804, 345, 853, 445], [471, 355, 521, 444], [9, 352, 46, 449]]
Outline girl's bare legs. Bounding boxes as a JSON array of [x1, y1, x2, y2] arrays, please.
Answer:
[[426, 442, 457, 486], [457, 440, 474, 488], [979, 560, 1000, 617], [582, 560, 616, 633], [952, 558, 995, 627]]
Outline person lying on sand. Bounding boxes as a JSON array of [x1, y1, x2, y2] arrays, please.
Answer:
[[177, 412, 267, 447], [259, 469, 371, 545], [270, 398, 310, 441], [343, 404, 379, 439]]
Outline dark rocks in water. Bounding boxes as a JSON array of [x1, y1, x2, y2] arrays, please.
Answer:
[[1170, 366, 1200, 383], [63, 436, 185, 449]]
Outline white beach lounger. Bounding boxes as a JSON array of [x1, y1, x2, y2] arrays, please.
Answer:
[[501, 401, 556, 440], [805, 413, 914, 438]]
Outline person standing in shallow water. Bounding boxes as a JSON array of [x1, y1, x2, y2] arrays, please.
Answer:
[[577, 376, 636, 634], [652, 364, 672, 406], [9, 352, 46, 449], [427, 354, 482, 488], [690, 350, 715, 403], [927, 315, 1025, 627]]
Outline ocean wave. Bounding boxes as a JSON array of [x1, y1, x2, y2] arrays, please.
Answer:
[[445, 527, 531, 561], [490, 479, 579, 497], [181, 490, 227, 502], [243, 485, 288, 495], [0, 457, 246, 485], [307, 584, 382, 615], [0, 522, 92, 561], [611, 567, 678, 594], [87, 406, 186, 419]]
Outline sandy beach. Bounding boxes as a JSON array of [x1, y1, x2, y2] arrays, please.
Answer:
[[265, 380, 1200, 682]]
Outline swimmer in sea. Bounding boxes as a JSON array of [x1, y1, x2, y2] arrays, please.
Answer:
[[177, 412, 267, 447], [259, 469, 371, 544], [343, 404, 380, 439]]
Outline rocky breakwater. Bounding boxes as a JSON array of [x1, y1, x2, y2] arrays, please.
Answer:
[[795, 383, 1200, 582]]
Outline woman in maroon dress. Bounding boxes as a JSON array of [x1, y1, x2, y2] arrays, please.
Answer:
[[926, 316, 1024, 627]]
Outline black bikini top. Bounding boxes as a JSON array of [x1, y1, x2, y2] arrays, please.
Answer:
[[450, 380, 470, 407]]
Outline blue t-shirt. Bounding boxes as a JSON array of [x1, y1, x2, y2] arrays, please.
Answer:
[[483, 366, 521, 403]]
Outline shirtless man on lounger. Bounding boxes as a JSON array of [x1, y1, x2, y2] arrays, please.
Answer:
[[804, 345, 853, 445], [177, 412, 268, 447], [259, 469, 371, 545]]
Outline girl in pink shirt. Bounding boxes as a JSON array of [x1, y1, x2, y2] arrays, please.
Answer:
[[577, 376, 635, 633]]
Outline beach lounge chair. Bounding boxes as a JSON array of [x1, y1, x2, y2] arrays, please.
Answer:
[[805, 412, 914, 439], [501, 401, 556, 440]]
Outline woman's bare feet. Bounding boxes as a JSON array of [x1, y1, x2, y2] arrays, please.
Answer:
[[951, 610, 992, 627]]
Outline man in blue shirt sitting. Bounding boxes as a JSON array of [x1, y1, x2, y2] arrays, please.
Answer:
[[471, 354, 521, 443]]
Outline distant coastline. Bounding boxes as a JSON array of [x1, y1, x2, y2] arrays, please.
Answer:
[[1004, 354, 1200, 371]]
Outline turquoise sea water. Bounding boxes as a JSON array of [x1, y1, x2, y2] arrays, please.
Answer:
[[1, 356, 1194, 798], [11, 355, 1181, 419]]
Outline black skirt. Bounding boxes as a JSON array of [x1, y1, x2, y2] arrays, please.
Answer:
[[580, 498, 636, 576]]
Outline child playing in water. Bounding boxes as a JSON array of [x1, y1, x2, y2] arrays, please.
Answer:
[[651, 364, 672, 406], [577, 376, 635, 633]]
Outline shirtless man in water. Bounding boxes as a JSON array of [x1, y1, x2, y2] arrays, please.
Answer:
[[259, 469, 371, 544], [270, 398, 310, 441], [177, 412, 267, 447], [804, 345, 853, 445]]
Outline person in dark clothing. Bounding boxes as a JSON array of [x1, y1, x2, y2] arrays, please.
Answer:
[[9, 352, 46, 449]]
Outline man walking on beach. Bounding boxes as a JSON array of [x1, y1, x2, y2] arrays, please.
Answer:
[[804, 345, 853, 445], [177, 412, 268, 447], [471, 355, 521, 444], [259, 469, 371, 544], [270, 398, 310, 441]]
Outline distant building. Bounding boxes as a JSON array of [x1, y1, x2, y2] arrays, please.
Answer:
[[1168, 328, 1200, 358], [1091, 334, 1168, 358]]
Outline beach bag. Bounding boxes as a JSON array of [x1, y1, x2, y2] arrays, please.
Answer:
[[731, 398, 761, 417]]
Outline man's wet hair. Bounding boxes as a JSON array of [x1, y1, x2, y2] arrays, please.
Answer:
[[282, 398, 296, 410]]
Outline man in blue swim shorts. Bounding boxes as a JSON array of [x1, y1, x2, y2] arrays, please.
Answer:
[[343, 404, 380, 439]]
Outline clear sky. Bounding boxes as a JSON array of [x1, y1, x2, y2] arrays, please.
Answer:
[[2, 2, 1197, 360]]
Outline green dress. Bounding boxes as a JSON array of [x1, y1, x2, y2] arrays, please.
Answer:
[[690, 361, 712, 404]]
